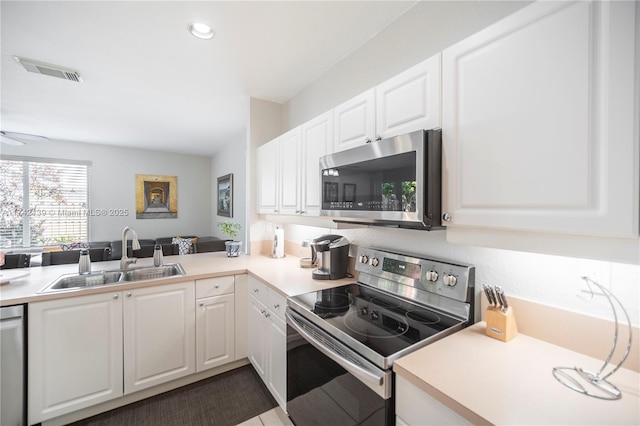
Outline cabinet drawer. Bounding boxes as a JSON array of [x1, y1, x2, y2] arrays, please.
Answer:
[[268, 290, 287, 320], [249, 277, 268, 304], [196, 276, 234, 299]]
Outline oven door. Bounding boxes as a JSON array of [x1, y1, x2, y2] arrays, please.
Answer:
[[286, 308, 394, 426]]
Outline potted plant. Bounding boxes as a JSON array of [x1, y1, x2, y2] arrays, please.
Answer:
[[217, 221, 242, 257]]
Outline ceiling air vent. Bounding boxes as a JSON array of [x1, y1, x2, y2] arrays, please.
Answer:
[[13, 56, 83, 82]]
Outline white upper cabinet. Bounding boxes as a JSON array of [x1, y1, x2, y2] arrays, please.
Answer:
[[257, 137, 280, 214], [333, 89, 376, 152], [301, 111, 333, 215], [333, 53, 442, 153], [256, 112, 332, 217], [442, 1, 638, 243], [376, 53, 441, 139], [279, 127, 302, 215]]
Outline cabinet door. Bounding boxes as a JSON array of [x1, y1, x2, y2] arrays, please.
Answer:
[[279, 127, 302, 215], [396, 375, 471, 425], [267, 313, 287, 411], [333, 89, 376, 152], [301, 111, 333, 215], [257, 138, 280, 214], [29, 293, 123, 423], [442, 1, 638, 239], [124, 281, 195, 394], [196, 293, 235, 372], [234, 274, 249, 360], [247, 294, 268, 382], [376, 53, 441, 139]]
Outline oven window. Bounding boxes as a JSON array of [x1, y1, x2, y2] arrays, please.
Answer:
[[321, 151, 417, 212], [287, 327, 392, 425]]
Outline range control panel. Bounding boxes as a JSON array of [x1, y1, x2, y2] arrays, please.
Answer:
[[355, 247, 475, 304]]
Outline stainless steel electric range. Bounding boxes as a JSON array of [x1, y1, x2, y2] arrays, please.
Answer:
[[285, 246, 475, 426]]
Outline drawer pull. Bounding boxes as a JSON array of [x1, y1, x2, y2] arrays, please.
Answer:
[[273, 303, 280, 309]]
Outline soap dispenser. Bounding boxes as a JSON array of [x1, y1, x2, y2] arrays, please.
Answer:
[[153, 244, 163, 267], [79, 249, 91, 274]]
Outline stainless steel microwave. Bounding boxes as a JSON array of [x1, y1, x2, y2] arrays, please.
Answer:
[[319, 129, 442, 230]]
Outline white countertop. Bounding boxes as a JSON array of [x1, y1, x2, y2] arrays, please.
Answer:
[[394, 323, 640, 425], [0, 252, 352, 306]]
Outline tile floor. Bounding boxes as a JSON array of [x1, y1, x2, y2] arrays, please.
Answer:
[[236, 407, 294, 426]]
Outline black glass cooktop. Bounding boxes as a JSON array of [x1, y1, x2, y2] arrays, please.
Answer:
[[288, 283, 464, 362]]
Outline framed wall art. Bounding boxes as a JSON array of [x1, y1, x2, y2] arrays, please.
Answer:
[[324, 182, 338, 203], [135, 174, 178, 219], [343, 183, 356, 202], [217, 173, 233, 217]]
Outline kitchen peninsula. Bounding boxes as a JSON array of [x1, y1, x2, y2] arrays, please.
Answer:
[[2, 251, 638, 426]]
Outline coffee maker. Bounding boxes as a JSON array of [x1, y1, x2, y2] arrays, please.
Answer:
[[310, 234, 350, 280]]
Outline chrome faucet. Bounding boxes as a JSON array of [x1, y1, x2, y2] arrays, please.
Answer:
[[120, 226, 141, 270]]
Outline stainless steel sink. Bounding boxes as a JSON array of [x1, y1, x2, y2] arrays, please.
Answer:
[[38, 263, 186, 293], [123, 264, 186, 282], [39, 271, 124, 292]]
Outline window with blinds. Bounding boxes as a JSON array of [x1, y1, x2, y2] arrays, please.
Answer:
[[0, 157, 90, 248]]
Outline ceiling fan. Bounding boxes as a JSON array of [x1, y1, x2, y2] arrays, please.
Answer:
[[1, 131, 50, 146]]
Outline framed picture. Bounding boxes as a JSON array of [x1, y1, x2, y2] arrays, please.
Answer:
[[324, 182, 338, 203], [343, 183, 356, 202], [135, 174, 178, 219], [217, 173, 233, 217]]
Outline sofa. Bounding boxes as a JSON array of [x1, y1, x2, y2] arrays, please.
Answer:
[[20, 235, 229, 268]]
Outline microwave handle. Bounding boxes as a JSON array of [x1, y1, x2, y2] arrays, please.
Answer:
[[286, 310, 389, 398]]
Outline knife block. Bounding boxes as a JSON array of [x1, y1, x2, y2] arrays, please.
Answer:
[[486, 307, 518, 342]]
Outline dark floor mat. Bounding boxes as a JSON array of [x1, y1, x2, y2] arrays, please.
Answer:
[[69, 365, 277, 426]]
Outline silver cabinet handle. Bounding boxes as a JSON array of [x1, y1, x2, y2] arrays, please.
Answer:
[[365, 138, 372, 144], [215, 285, 220, 289], [260, 309, 266, 315], [113, 294, 119, 300], [442, 213, 451, 222], [126, 292, 132, 297], [254, 288, 259, 293], [375, 135, 382, 141], [265, 312, 270, 318], [199, 302, 204, 307]]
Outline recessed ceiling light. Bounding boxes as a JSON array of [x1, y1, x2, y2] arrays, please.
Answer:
[[188, 22, 214, 40]]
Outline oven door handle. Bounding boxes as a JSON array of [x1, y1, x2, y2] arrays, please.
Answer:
[[286, 310, 389, 397]]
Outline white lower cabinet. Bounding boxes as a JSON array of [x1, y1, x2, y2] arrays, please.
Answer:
[[267, 313, 287, 409], [196, 277, 236, 372], [29, 292, 124, 424], [29, 281, 196, 423], [247, 276, 287, 411], [396, 375, 471, 426], [123, 282, 196, 394]]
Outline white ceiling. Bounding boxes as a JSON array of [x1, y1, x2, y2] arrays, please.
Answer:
[[1, 1, 416, 156]]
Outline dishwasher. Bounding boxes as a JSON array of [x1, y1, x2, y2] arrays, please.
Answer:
[[1, 305, 26, 426]]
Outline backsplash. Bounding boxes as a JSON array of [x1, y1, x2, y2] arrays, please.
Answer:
[[280, 223, 640, 327]]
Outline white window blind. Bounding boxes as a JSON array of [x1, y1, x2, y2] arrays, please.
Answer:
[[0, 157, 90, 248]]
